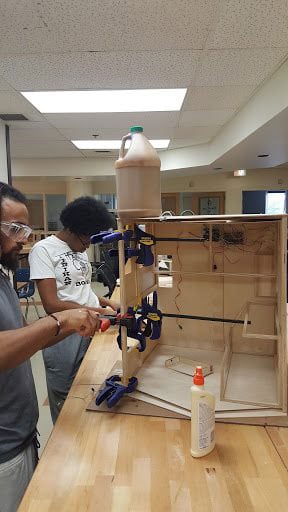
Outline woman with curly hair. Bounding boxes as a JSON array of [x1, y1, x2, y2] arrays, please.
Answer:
[[29, 196, 118, 423]]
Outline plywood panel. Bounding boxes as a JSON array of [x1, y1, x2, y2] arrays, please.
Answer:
[[224, 353, 278, 406], [158, 276, 224, 350], [136, 346, 267, 412]]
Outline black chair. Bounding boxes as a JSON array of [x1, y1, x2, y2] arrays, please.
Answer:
[[94, 244, 118, 298], [95, 263, 117, 298], [15, 267, 41, 319]]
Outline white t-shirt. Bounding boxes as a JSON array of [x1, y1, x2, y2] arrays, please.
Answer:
[[29, 235, 100, 308]]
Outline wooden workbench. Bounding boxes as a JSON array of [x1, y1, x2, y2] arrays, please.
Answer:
[[19, 326, 288, 511]]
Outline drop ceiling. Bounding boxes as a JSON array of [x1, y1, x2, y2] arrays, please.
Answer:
[[0, 0, 287, 175]]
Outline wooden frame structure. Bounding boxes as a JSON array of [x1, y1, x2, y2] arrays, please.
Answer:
[[117, 214, 288, 425]]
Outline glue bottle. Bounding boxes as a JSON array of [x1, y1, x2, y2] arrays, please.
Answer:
[[115, 126, 161, 219], [191, 366, 215, 458]]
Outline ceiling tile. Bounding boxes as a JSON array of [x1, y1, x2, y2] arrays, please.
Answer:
[[169, 137, 212, 148], [9, 121, 53, 131], [58, 125, 174, 140], [195, 49, 288, 86], [207, 0, 288, 49], [0, 91, 43, 114], [0, 50, 201, 90], [80, 150, 117, 159], [179, 110, 234, 127], [10, 140, 81, 158], [173, 126, 221, 139], [123, 51, 201, 88], [0, 0, 218, 54], [0, 75, 13, 90], [183, 85, 255, 110], [10, 125, 66, 142], [45, 112, 180, 132]]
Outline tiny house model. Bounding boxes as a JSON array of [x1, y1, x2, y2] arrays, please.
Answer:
[[103, 213, 287, 426]]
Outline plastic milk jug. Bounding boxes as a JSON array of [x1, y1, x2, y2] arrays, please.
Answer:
[[115, 126, 161, 219], [191, 366, 215, 458]]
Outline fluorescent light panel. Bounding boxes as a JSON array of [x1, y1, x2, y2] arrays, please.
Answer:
[[21, 89, 187, 113], [72, 139, 170, 149], [234, 169, 246, 177]]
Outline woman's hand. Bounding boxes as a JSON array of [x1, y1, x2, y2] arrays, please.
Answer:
[[108, 300, 120, 312], [89, 306, 117, 316]]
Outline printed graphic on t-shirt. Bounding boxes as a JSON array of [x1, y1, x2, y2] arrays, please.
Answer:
[[59, 251, 90, 286]]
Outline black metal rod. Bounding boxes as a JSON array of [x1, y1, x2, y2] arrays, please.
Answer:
[[155, 237, 205, 242], [133, 237, 205, 242], [162, 312, 250, 325]]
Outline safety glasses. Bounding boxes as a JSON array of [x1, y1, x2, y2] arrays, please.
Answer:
[[75, 233, 91, 248], [0, 221, 33, 242]]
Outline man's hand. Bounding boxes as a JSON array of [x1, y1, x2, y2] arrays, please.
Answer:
[[57, 309, 101, 337]]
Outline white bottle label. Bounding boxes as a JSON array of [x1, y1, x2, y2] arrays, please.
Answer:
[[198, 402, 215, 450]]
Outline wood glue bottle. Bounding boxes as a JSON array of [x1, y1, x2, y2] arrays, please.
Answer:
[[191, 366, 215, 457]]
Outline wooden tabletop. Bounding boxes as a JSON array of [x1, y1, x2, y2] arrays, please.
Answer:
[[19, 328, 288, 511]]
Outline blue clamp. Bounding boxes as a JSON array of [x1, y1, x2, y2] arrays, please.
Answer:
[[140, 291, 162, 340], [134, 226, 155, 266], [108, 248, 139, 259], [102, 229, 133, 244], [90, 229, 134, 245], [90, 231, 112, 244], [95, 375, 138, 408], [116, 308, 146, 352]]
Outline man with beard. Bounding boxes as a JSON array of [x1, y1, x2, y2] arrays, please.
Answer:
[[0, 182, 101, 512]]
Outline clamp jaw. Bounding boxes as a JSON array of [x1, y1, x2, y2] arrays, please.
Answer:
[[96, 375, 138, 408], [90, 225, 155, 267], [139, 291, 162, 340]]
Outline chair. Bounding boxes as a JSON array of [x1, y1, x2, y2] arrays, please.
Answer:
[[95, 262, 117, 298], [96, 245, 118, 298], [15, 267, 41, 320]]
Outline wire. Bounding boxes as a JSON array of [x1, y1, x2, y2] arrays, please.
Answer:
[[69, 386, 101, 401]]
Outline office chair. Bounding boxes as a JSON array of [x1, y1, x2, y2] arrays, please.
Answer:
[[15, 267, 41, 320], [94, 245, 118, 298], [95, 263, 117, 298]]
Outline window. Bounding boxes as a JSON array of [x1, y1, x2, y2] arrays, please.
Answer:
[[265, 192, 286, 214]]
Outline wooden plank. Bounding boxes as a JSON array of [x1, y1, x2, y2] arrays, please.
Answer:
[[278, 217, 287, 413], [86, 386, 188, 420], [224, 353, 279, 407], [164, 355, 213, 377], [19, 385, 288, 511], [266, 426, 288, 470]]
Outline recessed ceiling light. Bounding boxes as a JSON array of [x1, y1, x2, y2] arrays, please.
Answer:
[[234, 169, 246, 177], [213, 167, 222, 170], [257, 154, 270, 158], [20, 89, 187, 113], [72, 139, 170, 149]]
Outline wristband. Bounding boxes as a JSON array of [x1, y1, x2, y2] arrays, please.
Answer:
[[49, 314, 61, 336]]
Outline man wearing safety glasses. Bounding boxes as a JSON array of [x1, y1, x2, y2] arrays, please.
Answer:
[[0, 182, 101, 512]]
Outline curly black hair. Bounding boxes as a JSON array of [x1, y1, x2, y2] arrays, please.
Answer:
[[60, 196, 115, 236], [0, 181, 27, 205]]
